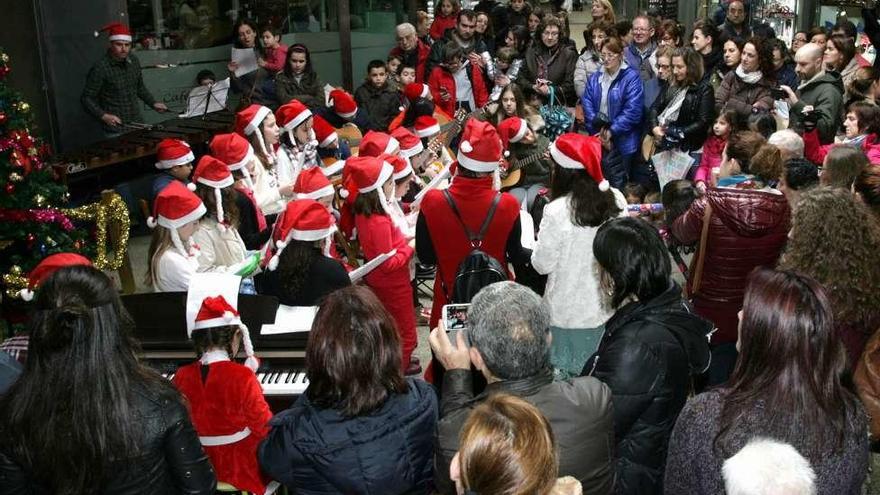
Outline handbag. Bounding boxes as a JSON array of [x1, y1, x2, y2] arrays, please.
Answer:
[[641, 134, 656, 162], [539, 85, 574, 140], [687, 203, 713, 299]]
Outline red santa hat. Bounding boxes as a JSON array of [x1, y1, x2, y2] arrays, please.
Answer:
[[155, 138, 194, 170], [269, 200, 337, 271], [312, 115, 339, 148], [458, 118, 502, 173], [340, 156, 394, 217], [19, 253, 93, 302], [329, 89, 358, 119], [210, 133, 255, 190], [148, 181, 207, 256], [550, 133, 609, 191], [235, 104, 275, 164], [186, 274, 259, 372], [391, 127, 424, 158], [381, 153, 413, 181], [294, 167, 335, 200], [498, 117, 529, 158], [95, 22, 132, 42], [404, 83, 431, 104], [414, 115, 440, 138], [358, 131, 400, 157], [189, 155, 234, 230], [276, 100, 313, 144]]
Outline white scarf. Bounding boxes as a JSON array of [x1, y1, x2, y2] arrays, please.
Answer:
[[736, 64, 763, 84], [658, 86, 687, 126]]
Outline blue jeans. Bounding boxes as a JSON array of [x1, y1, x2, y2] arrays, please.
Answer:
[[601, 148, 635, 190]]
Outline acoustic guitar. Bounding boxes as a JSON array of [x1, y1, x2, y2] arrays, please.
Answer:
[[500, 142, 550, 189]]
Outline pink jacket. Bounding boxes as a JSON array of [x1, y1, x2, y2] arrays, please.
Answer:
[[262, 44, 288, 73], [695, 134, 727, 184], [804, 129, 880, 166]]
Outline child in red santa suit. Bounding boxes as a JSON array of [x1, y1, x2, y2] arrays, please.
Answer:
[[343, 156, 419, 375], [172, 273, 273, 495], [146, 181, 207, 292]]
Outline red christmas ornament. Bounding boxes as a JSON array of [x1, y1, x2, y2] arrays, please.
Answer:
[[5, 183, 14, 194], [26, 233, 35, 247], [0, 112, 7, 125], [0, 65, 9, 79]]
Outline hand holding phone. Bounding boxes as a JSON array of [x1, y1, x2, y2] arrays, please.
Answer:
[[443, 303, 471, 349], [770, 87, 787, 100]]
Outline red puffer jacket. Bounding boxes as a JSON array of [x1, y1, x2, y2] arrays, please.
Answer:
[[671, 187, 790, 343]]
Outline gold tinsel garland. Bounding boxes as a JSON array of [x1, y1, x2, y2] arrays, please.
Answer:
[[2, 192, 130, 299]]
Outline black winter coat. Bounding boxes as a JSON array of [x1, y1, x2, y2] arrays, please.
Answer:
[[582, 283, 713, 495], [0, 382, 216, 494], [259, 378, 438, 494], [354, 81, 402, 131], [648, 82, 716, 152], [275, 70, 324, 109]]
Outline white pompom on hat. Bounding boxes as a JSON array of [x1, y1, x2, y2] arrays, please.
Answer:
[[549, 133, 609, 191], [497, 117, 528, 158]]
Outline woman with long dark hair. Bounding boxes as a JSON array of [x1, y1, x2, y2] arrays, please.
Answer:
[[665, 268, 870, 493], [259, 285, 437, 493], [228, 18, 276, 107], [531, 133, 626, 378], [825, 34, 861, 102], [582, 216, 712, 494], [275, 43, 323, 108], [0, 265, 216, 493]]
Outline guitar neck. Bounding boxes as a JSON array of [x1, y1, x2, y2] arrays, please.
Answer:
[[511, 143, 549, 170]]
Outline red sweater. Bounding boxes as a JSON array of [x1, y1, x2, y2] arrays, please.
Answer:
[[428, 64, 489, 117], [389, 40, 431, 83], [172, 360, 272, 495], [261, 43, 288, 73], [355, 212, 414, 289]]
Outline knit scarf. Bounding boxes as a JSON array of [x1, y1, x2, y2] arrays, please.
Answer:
[[736, 64, 763, 84], [537, 45, 560, 80]]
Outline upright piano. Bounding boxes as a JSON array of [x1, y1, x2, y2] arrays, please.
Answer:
[[122, 292, 310, 413]]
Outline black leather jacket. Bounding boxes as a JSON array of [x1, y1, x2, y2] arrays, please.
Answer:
[[0, 382, 217, 494], [648, 81, 716, 152]]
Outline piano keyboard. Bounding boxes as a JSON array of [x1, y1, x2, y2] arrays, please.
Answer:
[[162, 369, 309, 396]]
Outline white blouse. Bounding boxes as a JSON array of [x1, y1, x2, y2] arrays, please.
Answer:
[[153, 248, 200, 292], [531, 188, 628, 329]]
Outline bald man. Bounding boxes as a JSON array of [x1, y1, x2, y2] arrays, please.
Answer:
[[780, 43, 844, 144], [391, 23, 431, 82]]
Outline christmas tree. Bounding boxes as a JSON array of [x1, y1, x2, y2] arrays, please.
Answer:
[[0, 48, 90, 306]]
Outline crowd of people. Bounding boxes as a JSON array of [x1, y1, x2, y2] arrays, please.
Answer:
[[7, 0, 880, 493]]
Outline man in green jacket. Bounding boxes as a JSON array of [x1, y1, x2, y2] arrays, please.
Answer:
[[781, 43, 844, 145]]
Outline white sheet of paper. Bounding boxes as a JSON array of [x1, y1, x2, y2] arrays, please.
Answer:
[[349, 249, 397, 283], [180, 78, 230, 118], [519, 205, 536, 250], [260, 305, 318, 335], [324, 84, 336, 106], [231, 48, 258, 77], [186, 273, 242, 335], [411, 165, 452, 208]]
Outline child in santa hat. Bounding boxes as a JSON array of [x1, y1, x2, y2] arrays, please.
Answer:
[[235, 104, 292, 216], [146, 181, 207, 292], [312, 114, 351, 167], [344, 156, 420, 375], [497, 116, 552, 210], [189, 156, 261, 282], [275, 100, 319, 189], [152, 138, 195, 200], [315, 88, 373, 133], [211, 133, 272, 251], [172, 273, 273, 495], [261, 199, 351, 305]]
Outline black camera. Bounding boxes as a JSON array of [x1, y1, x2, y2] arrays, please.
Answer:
[[658, 126, 686, 150], [770, 87, 787, 100]]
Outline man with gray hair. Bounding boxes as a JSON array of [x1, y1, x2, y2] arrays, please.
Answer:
[[768, 129, 805, 162], [429, 281, 614, 495], [391, 22, 430, 82], [780, 43, 844, 144]]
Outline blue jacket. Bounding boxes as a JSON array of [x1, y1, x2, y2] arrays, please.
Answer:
[[582, 66, 645, 156], [258, 378, 438, 494], [623, 43, 661, 110]]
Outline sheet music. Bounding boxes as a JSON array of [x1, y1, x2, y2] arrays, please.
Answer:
[[260, 305, 318, 335], [349, 249, 397, 283], [411, 165, 452, 208], [231, 48, 259, 77], [179, 78, 230, 118]]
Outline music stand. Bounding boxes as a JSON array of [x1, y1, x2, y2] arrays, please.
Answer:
[[180, 77, 230, 119]]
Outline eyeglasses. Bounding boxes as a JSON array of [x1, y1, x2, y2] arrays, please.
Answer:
[[543, 30, 560, 38], [601, 52, 620, 58]]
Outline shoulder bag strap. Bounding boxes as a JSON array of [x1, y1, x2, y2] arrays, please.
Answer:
[[443, 189, 477, 242], [475, 193, 502, 243], [690, 203, 713, 296]]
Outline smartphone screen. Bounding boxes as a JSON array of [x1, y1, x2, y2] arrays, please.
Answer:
[[444, 303, 470, 330]]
